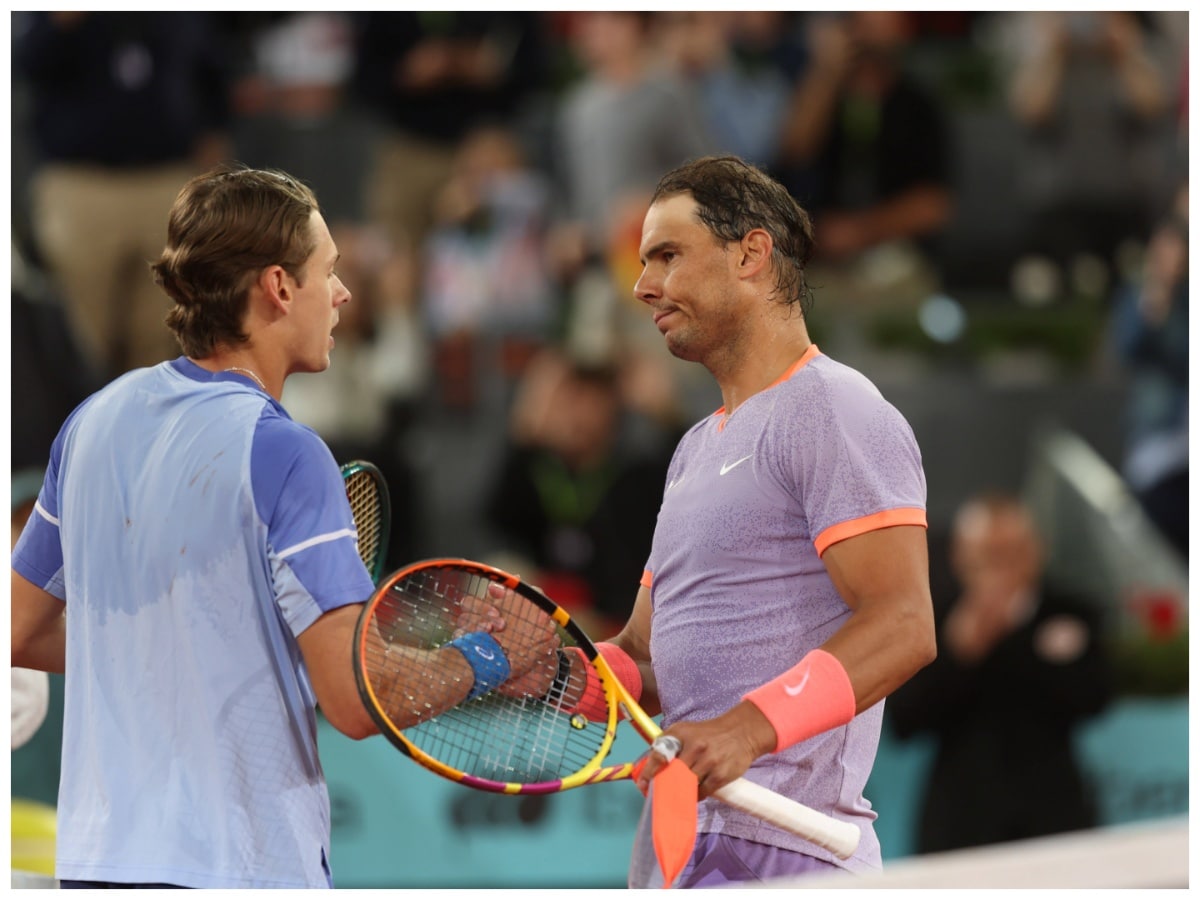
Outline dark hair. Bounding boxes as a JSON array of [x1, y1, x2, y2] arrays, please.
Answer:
[[152, 164, 321, 358], [650, 155, 815, 316]]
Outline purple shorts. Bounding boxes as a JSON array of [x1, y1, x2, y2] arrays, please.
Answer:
[[675, 832, 842, 889]]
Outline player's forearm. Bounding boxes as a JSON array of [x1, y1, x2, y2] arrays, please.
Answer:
[[11, 570, 67, 674], [10, 630, 65, 674], [820, 526, 937, 711], [823, 599, 937, 713]]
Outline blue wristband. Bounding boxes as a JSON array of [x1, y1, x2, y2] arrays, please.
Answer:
[[447, 631, 512, 700]]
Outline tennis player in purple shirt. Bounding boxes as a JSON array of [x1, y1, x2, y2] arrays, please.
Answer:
[[600, 156, 937, 888]]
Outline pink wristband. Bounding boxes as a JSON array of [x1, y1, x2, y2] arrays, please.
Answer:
[[597, 641, 643, 699], [742, 649, 856, 753], [564, 642, 643, 722]]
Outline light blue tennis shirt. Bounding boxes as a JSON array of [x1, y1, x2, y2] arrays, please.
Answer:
[[11, 358, 376, 888]]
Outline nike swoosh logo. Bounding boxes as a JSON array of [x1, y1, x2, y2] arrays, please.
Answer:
[[719, 455, 753, 476], [475, 647, 496, 661], [666, 474, 685, 492], [783, 671, 811, 696]]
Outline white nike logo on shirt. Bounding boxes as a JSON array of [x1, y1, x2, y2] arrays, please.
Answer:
[[719, 455, 753, 476]]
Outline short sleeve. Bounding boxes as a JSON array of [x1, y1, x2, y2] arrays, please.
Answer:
[[791, 382, 927, 556], [251, 413, 375, 624]]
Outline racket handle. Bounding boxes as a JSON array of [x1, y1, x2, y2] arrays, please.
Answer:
[[713, 777, 861, 860]]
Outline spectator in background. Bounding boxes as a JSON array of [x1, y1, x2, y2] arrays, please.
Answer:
[[1002, 12, 1172, 291], [13, 12, 232, 379], [888, 492, 1114, 854], [777, 11, 952, 267], [657, 11, 809, 171], [351, 12, 546, 266], [1110, 181, 1188, 560], [482, 348, 674, 637], [421, 125, 558, 409], [549, 12, 715, 411], [226, 12, 370, 227], [551, 12, 712, 269]]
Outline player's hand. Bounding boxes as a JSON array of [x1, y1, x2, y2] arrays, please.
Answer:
[[636, 702, 776, 798], [449, 592, 506, 637], [483, 583, 561, 696], [497, 645, 561, 699]]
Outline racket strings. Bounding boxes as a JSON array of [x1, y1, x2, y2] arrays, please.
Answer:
[[367, 569, 468, 722], [345, 470, 383, 575], [361, 566, 612, 786]]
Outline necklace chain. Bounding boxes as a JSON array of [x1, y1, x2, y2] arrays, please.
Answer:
[[224, 366, 267, 393]]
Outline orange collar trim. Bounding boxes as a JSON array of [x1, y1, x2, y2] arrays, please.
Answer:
[[713, 344, 822, 420]]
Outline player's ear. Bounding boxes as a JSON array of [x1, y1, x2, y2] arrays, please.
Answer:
[[256, 264, 291, 313], [738, 228, 773, 279]]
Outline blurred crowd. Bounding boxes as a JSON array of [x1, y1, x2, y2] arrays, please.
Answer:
[[10, 9, 1188, 618], [8, 10, 1190, 861]]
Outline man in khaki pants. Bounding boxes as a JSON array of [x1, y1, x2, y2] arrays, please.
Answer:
[[15, 11, 230, 378], [32, 164, 203, 377]]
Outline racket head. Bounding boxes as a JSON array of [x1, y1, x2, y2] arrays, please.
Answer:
[[353, 557, 636, 794], [341, 460, 391, 584]]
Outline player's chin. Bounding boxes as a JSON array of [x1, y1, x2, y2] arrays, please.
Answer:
[[663, 333, 699, 363], [298, 354, 332, 374]]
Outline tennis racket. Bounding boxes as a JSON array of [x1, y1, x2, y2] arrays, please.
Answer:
[[352, 557, 861, 860], [340, 460, 391, 584]]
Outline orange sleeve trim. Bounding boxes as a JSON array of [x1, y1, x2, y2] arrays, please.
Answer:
[[640, 569, 653, 589], [814, 507, 927, 557]]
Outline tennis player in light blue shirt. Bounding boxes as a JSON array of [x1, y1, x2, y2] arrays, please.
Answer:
[[15, 360, 373, 888], [12, 166, 382, 888], [12, 164, 560, 891]]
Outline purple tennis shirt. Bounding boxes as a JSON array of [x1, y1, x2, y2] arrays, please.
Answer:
[[637, 344, 927, 874]]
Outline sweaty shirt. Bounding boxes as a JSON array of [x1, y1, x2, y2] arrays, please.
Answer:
[[11, 357, 375, 888], [634, 345, 926, 877]]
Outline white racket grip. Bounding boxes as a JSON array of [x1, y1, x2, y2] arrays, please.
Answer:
[[713, 777, 860, 860]]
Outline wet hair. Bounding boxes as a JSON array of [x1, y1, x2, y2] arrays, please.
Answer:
[[650, 155, 815, 316], [151, 164, 320, 357]]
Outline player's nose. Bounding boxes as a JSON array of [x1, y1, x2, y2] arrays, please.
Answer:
[[633, 267, 659, 305]]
